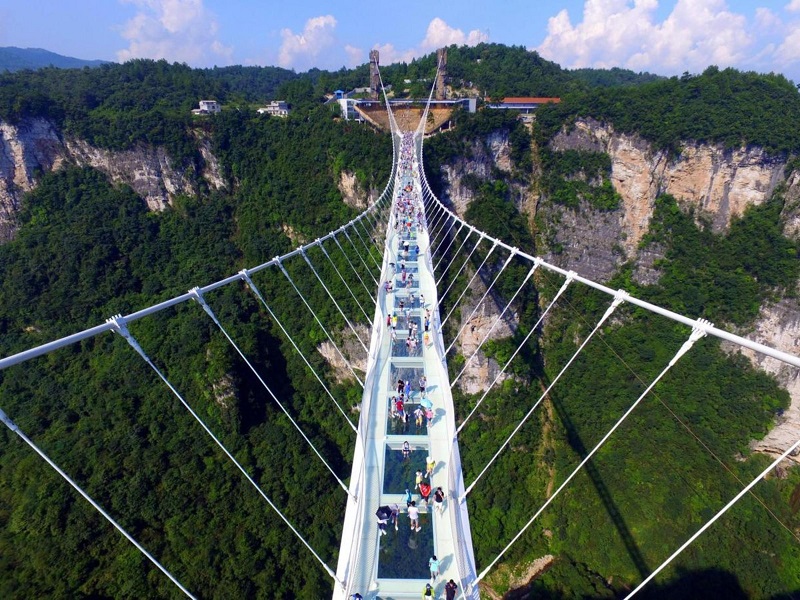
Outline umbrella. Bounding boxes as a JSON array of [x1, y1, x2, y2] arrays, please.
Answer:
[[375, 506, 392, 520], [419, 397, 433, 409]]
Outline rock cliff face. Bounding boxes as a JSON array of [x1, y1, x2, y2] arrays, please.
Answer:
[[452, 268, 517, 394], [440, 130, 514, 217], [338, 170, 378, 211], [0, 117, 224, 240], [437, 118, 800, 462], [541, 118, 788, 282]]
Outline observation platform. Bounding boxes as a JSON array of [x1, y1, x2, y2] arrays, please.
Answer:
[[334, 131, 477, 599]]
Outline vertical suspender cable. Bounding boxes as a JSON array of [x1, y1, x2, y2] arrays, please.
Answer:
[[107, 315, 341, 585], [445, 251, 517, 356], [457, 272, 575, 433], [275, 261, 365, 387], [299, 250, 369, 353], [318, 242, 373, 322], [476, 320, 710, 583], [344, 229, 379, 286], [462, 289, 628, 499], [434, 222, 465, 273], [451, 262, 538, 385], [0, 408, 196, 600], [436, 228, 474, 287], [333, 234, 376, 304], [190, 286, 357, 460], [441, 242, 498, 328]]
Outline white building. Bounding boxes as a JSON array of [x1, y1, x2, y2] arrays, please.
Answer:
[[257, 101, 290, 117], [192, 100, 221, 115]]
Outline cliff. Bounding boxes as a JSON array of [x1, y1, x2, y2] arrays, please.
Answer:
[[438, 118, 800, 461], [541, 117, 788, 282], [0, 117, 225, 241]]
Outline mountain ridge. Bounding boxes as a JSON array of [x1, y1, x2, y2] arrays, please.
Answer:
[[0, 46, 109, 72]]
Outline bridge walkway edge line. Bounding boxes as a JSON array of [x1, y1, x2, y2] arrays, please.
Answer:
[[334, 130, 479, 600]]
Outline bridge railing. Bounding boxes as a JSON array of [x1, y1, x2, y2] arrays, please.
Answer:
[[413, 131, 481, 598]]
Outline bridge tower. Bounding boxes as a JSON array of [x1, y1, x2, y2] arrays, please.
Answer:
[[435, 48, 447, 100], [369, 50, 380, 101]]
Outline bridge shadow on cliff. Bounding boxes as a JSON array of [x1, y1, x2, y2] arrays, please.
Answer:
[[519, 566, 792, 599], [546, 379, 651, 580]]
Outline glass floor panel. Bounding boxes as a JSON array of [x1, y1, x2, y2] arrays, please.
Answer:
[[386, 402, 429, 436], [383, 444, 429, 494], [377, 511, 435, 579]]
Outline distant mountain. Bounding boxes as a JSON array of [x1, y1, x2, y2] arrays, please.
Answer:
[[0, 47, 109, 72]]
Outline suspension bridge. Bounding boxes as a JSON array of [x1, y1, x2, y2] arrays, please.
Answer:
[[1, 63, 799, 600]]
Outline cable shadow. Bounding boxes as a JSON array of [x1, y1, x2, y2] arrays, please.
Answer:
[[547, 379, 651, 580]]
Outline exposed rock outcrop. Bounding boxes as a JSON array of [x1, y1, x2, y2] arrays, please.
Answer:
[[0, 117, 224, 240], [338, 170, 376, 210], [549, 118, 787, 257], [440, 130, 514, 217], [64, 139, 194, 211], [317, 323, 369, 384], [729, 298, 800, 463], [453, 266, 518, 395]]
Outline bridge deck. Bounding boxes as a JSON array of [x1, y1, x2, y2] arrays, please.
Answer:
[[335, 132, 477, 599]]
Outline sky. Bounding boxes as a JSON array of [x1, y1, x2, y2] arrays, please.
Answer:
[[2, 0, 800, 81]]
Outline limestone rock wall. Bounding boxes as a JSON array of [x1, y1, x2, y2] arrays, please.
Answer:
[[440, 130, 514, 217], [0, 117, 225, 240]]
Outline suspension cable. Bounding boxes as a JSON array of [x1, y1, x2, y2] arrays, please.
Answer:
[[0, 407, 196, 599], [107, 315, 341, 584], [436, 228, 474, 287], [476, 320, 711, 583], [437, 233, 486, 309], [451, 262, 538, 386], [626, 432, 800, 597], [318, 242, 373, 322], [275, 261, 365, 386], [299, 250, 369, 353], [333, 234, 376, 305], [445, 250, 517, 356], [431, 213, 456, 254], [351, 219, 383, 272], [462, 289, 628, 499], [434, 222, 465, 273], [442, 242, 498, 329], [457, 272, 575, 434], [343, 229, 379, 286], [190, 286, 357, 480]]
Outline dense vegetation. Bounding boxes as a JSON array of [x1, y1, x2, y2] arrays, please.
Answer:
[[536, 66, 800, 155], [0, 64, 390, 597], [422, 73, 800, 598], [539, 148, 621, 211], [1, 45, 800, 599]]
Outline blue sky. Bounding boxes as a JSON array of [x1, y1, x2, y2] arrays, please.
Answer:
[[2, 1, 800, 81]]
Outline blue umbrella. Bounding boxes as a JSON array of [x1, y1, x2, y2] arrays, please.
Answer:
[[420, 397, 433, 409]]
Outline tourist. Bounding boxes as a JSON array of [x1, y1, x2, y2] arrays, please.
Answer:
[[433, 487, 445, 514], [429, 555, 440, 582], [408, 501, 421, 532]]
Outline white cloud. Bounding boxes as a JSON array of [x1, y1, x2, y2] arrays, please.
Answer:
[[278, 15, 338, 70], [117, 0, 231, 66], [786, 0, 800, 13], [537, 0, 752, 75], [372, 17, 488, 66], [344, 44, 363, 67], [420, 18, 488, 50]]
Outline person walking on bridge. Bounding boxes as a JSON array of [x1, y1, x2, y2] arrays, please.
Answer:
[[445, 580, 458, 600], [429, 555, 440, 583]]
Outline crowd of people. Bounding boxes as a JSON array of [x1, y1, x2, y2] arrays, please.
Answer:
[[368, 132, 460, 600]]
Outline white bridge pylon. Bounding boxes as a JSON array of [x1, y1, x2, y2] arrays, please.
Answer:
[[334, 127, 479, 599]]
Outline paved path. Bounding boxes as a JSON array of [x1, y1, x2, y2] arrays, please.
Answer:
[[335, 132, 477, 600]]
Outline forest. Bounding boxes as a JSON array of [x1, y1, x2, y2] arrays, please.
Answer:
[[0, 46, 799, 599]]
